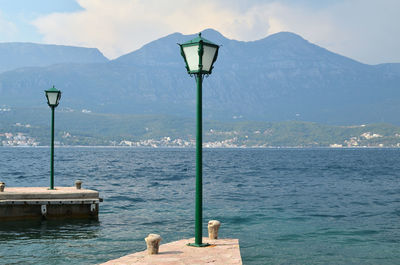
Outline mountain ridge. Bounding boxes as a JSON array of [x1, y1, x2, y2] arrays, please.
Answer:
[[0, 29, 399, 125], [0, 42, 109, 73]]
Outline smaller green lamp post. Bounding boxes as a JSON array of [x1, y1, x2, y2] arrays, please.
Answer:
[[179, 33, 219, 247], [45, 85, 61, 190]]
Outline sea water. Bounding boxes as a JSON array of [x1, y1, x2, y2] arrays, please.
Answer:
[[0, 148, 399, 265]]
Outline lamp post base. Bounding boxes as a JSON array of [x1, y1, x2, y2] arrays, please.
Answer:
[[187, 243, 211, 247]]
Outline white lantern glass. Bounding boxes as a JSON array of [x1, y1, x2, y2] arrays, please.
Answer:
[[202, 46, 217, 72], [183, 45, 199, 72], [46, 91, 60, 106]]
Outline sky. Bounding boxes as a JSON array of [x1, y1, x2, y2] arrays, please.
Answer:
[[0, 0, 398, 64]]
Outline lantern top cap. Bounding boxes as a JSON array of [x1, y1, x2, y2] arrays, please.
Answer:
[[45, 85, 60, 93], [181, 32, 218, 46]]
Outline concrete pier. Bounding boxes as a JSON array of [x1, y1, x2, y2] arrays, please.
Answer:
[[0, 187, 100, 221], [100, 238, 242, 265]]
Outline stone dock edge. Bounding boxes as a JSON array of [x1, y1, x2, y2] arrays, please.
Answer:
[[100, 238, 242, 265], [0, 187, 100, 221]]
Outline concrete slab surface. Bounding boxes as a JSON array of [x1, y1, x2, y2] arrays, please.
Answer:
[[0, 187, 99, 200], [0, 187, 100, 221], [100, 238, 242, 265]]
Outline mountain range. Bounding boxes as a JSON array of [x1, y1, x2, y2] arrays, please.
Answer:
[[0, 29, 399, 125], [0, 42, 108, 73]]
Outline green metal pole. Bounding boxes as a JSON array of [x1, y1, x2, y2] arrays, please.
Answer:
[[50, 106, 55, 190], [187, 40, 208, 248], [195, 73, 203, 246]]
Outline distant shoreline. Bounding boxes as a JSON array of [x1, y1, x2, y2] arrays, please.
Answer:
[[1, 145, 399, 149]]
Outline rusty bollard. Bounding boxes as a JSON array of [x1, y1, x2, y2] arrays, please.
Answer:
[[75, 180, 82, 190], [145, 234, 162, 254], [208, 220, 221, 239], [0, 182, 5, 192]]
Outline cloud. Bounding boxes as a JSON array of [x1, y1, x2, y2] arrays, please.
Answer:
[[32, 0, 400, 64], [261, 0, 400, 64], [32, 0, 243, 59], [32, 0, 280, 59], [0, 11, 18, 41], [323, 0, 400, 64]]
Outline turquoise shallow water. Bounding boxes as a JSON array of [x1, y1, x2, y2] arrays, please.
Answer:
[[0, 147, 399, 264]]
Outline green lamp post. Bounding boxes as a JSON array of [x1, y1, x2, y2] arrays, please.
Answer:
[[179, 33, 219, 247], [45, 85, 61, 190]]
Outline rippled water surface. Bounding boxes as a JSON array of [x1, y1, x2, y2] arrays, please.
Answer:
[[0, 148, 399, 264]]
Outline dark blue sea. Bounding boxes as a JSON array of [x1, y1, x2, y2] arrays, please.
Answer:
[[0, 147, 399, 265]]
